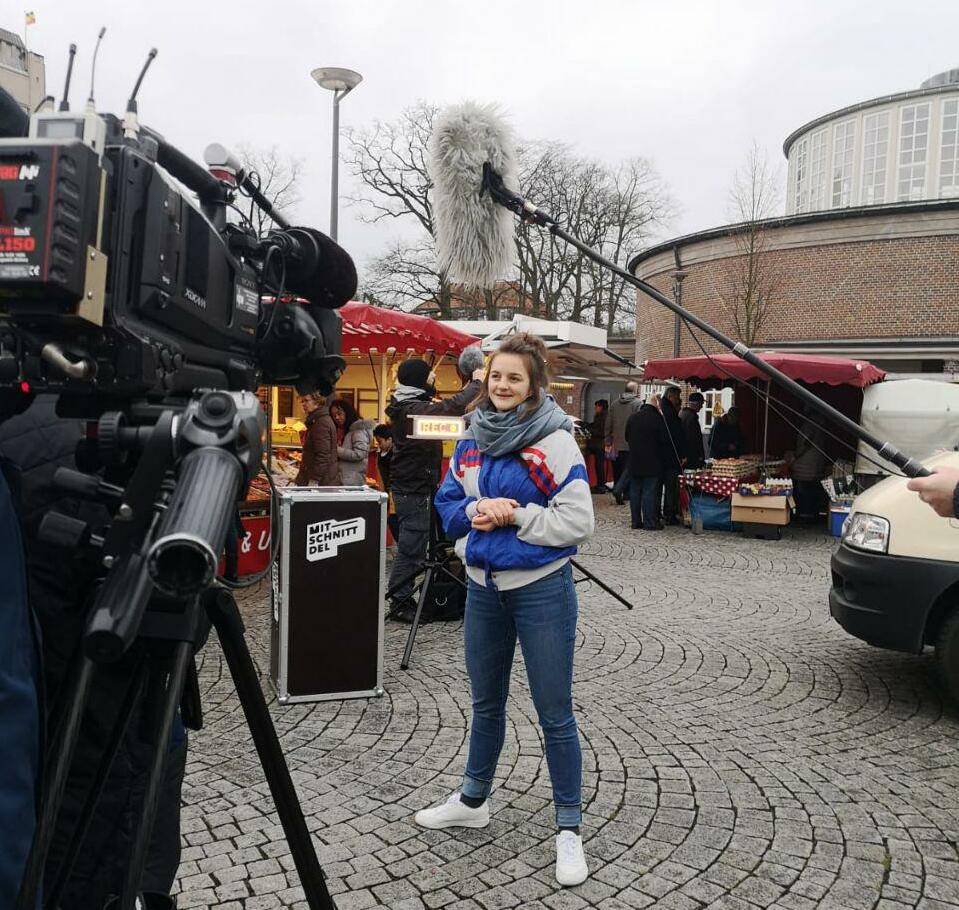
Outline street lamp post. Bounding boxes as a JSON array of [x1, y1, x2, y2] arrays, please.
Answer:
[[310, 67, 363, 242], [672, 268, 687, 358]]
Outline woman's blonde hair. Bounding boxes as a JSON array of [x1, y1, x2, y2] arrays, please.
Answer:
[[468, 332, 551, 417]]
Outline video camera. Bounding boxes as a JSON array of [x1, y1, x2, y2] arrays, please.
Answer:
[[0, 53, 351, 411]]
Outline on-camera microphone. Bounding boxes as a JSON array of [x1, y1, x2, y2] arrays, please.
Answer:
[[428, 101, 518, 289], [266, 227, 357, 309]]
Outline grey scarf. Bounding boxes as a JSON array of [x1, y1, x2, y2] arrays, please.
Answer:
[[469, 393, 573, 456], [392, 384, 431, 403]]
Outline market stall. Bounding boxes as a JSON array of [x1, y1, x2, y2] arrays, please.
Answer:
[[643, 352, 886, 535]]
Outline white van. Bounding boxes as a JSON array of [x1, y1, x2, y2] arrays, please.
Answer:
[[830, 450, 959, 699]]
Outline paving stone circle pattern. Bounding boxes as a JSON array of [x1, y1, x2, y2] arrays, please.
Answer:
[[174, 500, 959, 909]]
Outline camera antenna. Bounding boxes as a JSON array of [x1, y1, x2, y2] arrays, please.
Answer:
[[58, 43, 77, 112], [123, 47, 157, 139], [86, 27, 106, 109]]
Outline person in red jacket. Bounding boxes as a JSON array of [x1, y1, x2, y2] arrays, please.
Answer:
[[295, 394, 342, 486]]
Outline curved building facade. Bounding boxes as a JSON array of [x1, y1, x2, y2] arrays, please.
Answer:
[[785, 70, 959, 215], [630, 70, 959, 377]]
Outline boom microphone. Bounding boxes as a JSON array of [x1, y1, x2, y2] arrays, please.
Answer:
[[427, 100, 932, 479], [267, 226, 358, 309], [428, 101, 518, 289]]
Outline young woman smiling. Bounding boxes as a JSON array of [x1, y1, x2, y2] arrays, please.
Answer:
[[415, 332, 595, 887]]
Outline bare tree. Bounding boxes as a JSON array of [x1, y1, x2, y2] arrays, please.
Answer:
[[344, 102, 437, 234], [514, 145, 671, 330], [344, 102, 457, 315], [234, 143, 304, 235], [719, 143, 782, 345], [361, 238, 440, 311]]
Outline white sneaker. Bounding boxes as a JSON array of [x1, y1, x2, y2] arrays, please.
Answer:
[[414, 792, 490, 829], [555, 830, 588, 886]]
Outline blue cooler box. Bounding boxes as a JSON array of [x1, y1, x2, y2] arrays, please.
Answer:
[[829, 505, 851, 537]]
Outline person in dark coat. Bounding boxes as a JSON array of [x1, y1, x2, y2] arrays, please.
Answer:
[[586, 399, 609, 493], [605, 382, 642, 504], [709, 407, 745, 459], [385, 357, 483, 619], [373, 423, 400, 543], [295, 393, 341, 486], [679, 392, 706, 470], [660, 387, 687, 525], [625, 396, 668, 530]]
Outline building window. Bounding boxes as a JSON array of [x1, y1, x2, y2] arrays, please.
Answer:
[[792, 137, 809, 212], [357, 389, 379, 421], [831, 119, 856, 207], [940, 99, 959, 197], [861, 111, 890, 205], [807, 129, 828, 211], [897, 103, 930, 201], [0, 42, 27, 73]]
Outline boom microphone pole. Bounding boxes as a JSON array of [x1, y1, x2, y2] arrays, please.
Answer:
[[427, 102, 930, 480]]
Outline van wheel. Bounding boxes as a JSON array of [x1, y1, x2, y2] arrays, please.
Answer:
[[934, 608, 959, 702]]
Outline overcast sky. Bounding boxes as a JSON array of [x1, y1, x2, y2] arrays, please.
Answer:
[[22, 0, 959, 284]]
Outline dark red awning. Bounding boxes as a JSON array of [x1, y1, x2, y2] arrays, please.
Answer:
[[338, 303, 479, 355], [642, 351, 885, 388]]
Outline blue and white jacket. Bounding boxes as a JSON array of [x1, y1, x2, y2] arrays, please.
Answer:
[[434, 429, 595, 590]]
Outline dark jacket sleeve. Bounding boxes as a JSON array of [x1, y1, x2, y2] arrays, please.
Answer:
[[680, 410, 705, 466], [406, 380, 481, 417], [298, 415, 339, 485], [660, 406, 686, 468]]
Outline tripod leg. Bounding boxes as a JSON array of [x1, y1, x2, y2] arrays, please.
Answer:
[[16, 655, 96, 910], [400, 565, 435, 671], [206, 589, 337, 910], [43, 661, 149, 909], [570, 558, 634, 610], [384, 561, 425, 605], [119, 641, 192, 910]]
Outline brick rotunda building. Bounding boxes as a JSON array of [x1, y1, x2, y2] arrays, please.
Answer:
[[629, 69, 959, 378]]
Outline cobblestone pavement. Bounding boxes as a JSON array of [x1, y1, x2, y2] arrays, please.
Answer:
[[175, 500, 959, 910]]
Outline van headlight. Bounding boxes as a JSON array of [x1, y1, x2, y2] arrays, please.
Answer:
[[842, 512, 890, 554]]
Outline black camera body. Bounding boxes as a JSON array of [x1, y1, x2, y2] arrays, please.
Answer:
[[0, 106, 350, 410]]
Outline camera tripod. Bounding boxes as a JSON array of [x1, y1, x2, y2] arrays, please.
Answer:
[[387, 498, 633, 672], [17, 584, 337, 910], [16, 392, 337, 910]]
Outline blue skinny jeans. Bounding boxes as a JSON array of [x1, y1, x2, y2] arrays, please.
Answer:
[[461, 563, 582, 827]]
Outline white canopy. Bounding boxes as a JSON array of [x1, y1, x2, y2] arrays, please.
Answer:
[[443, 316, 639, 380], [857, 378, 959, 475]]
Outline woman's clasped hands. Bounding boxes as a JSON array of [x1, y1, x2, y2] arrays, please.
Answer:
[[471, 497, 520, 532]]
